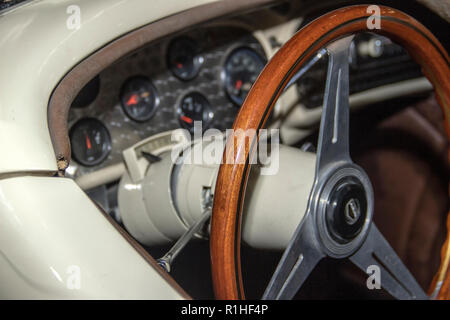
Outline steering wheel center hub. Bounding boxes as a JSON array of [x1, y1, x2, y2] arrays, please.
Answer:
[[325, 177, 368, 243], [315, 165, 374, 258], [345, 198, 361, 224]]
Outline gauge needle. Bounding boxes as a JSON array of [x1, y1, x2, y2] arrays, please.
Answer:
[[176, 62, 183, 69], [126, 94, 139, 106], [141, 151, 162, 164], [85, 134, 92, 150], [140, 91, 150, 98], [180, 115, 193, 124], [235, 79, 243, 90]]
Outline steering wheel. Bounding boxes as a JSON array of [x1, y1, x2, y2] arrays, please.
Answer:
[[210, 5, 450, 300]]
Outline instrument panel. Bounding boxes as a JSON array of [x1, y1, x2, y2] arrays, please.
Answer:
[[67, 17, 426, 181], [68, 26, 266, 176]]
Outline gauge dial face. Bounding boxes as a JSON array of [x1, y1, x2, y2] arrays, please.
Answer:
[[224, 47, 265, 106], [178, 92, 213, 132], [70, 118, 111, 167], [120, 77, 159, 122], [168, 37, 204, 81]]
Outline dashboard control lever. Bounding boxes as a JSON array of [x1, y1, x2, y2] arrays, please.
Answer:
[[157, 206, 212, 273], [141, 151, 162, 164]]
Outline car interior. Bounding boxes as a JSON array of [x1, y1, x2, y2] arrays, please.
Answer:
[[3, 0, 448, 299]]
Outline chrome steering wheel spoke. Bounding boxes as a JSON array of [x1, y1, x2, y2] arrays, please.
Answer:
[[350, 224, 428, 300], [262, 35, 427, 300], [262, 214, 324, 300], [315, 35, 354, 176], [263, 36, 355, 300]]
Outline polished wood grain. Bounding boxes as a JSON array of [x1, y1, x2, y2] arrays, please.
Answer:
[[210, 5, 450, 300], [430, 212, 450, 299]]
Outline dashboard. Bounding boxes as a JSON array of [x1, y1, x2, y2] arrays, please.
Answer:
[[67, 25, 267, 178], [65, 7, 429, 216], [0, 0, 447, 301]]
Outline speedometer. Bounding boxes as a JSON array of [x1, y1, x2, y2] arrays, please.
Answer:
[[224, 47, 265, 106]]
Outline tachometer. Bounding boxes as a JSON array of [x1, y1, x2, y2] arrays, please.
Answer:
[[120, 77, 159, 122], [70, 118, 111, 167], [224, 47, 265, 106], [168, 37, 204, 81], [177, 92, 213, 133]]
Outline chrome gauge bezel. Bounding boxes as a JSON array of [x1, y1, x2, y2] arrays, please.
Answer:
[[69, 118, 112, 167], [120, 76, 160, 122], [176, 91, 214, 133], [222, 45, 266, 106], [167, 36, 204, 81]]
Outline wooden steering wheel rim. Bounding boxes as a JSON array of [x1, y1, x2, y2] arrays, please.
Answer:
[[210, 5, 450, 300]]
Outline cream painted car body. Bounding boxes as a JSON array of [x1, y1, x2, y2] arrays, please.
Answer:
[[0, 0, 224, 300]]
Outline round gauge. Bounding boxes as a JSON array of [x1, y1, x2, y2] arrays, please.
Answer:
[[224, 47, 265, 106], [178, 92, 213, 132], [120, 77, 159, 122], [168, 37, 204, 81], [70, 118, 111, 167]]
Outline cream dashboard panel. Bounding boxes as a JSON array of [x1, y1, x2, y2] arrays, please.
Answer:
[[0, 0, 220, 174]]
